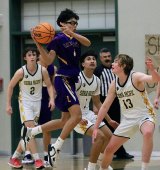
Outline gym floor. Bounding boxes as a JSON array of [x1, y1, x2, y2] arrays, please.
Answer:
[[1, 154, 160, 170]]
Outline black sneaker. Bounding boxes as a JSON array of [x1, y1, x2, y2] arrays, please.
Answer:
[[22, 154, 34, 164], [115, 153, 134, 159]]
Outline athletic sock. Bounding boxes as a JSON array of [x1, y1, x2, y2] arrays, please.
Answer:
[[32, 153, 40, 160], [12, 151, 21, 159], [53, 137, 64, 150], [141, 162, 149, 170], [98, 153, 104, 161], [25, 151, 31, 156], [88, 162, 96, 170]]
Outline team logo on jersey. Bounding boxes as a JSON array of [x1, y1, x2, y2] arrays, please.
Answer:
[[25, 75, 28, 78], [82, 83, 86, 87]]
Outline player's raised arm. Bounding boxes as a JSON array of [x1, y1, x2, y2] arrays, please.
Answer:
[[145, 57, 160, 82], [60, 23, 91, 47]]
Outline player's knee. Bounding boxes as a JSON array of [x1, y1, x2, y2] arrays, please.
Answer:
[[96, 132, 106, 142], [73, 113, 82, 123], [104, 145, 114, 154], [143, 129, 154, 139], [77, 114, 82, 123]]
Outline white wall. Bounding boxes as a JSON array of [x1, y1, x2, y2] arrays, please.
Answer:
[[118, 0, 160, 153], [0, 0, 11, 155]]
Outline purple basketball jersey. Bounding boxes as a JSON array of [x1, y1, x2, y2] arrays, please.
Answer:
[[47, 33, 81, 80]]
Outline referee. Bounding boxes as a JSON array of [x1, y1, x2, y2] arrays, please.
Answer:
[[94, 48, 134, 159]]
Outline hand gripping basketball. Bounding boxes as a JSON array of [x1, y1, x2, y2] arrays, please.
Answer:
[[33, 22, 55, 44]]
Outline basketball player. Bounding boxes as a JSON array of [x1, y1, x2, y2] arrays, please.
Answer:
[[6, 47, 55, 169], [92, 55, 160, 170], [22, 8, 91, 167], [74, 51, 118, 170]]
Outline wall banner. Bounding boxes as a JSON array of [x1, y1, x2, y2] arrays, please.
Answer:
[[145, 34, 160, 93]]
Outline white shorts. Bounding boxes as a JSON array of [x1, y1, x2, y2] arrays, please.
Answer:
[[19, 100, 41, 125], [74, 110, 105, 135], [114, 115, 155, 138]]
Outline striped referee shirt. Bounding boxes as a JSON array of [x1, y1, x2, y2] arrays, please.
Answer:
[[94, 64, 115, 96]]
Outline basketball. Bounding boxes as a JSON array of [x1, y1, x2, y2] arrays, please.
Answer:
[[33, 22, 55, 44]]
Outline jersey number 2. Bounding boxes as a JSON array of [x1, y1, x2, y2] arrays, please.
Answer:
[[30, 87, 35, 95]]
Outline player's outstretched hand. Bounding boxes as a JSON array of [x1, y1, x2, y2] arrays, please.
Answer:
[[145, 57, 154, 71]]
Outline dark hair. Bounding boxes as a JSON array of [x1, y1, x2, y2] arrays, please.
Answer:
[[57, 8, 79, 27], [80, 50, 98, 69], [23, 47, 39, 58], [115, 54, 134, 75], [99, 48, 110, 53]]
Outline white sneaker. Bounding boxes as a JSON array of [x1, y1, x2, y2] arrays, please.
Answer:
[[99, 165, 113, 170], [48, 144, 60, 167], [108, 165, 113, 170]]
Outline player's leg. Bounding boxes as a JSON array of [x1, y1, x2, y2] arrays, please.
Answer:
[[24, 120, 44, 169], [100, 135, 128, 169], [74, 116, 103, 170], [21, 113, 69, 145], [48, 105, 82, 166], [8, 140, 24, 168], [97, 125, 112, 166], [86, 111, 112, 167], [140, 120, 155, 170], [85, 127, 108, 170]]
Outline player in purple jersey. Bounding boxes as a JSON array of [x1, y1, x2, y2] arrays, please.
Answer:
[[22, 8, 91, 167]]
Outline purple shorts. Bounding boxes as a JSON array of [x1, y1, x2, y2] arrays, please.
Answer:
[[54, 76, 79, 112]]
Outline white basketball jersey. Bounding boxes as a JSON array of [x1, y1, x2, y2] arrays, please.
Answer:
[[116, 71, 156, 119], [76, 71, 100, 112], [19, 64, 43, 101]]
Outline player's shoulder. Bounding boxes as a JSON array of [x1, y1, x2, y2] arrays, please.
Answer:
[[14, 67, 24, 79], [16, 67, 23, 75]]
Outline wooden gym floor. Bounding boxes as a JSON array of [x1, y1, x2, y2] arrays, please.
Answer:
[[0, 153, 160, 170]]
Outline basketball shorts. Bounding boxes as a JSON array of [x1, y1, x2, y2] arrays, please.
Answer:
[[54, 76, 79, 112], [38, 99, 52, 125], [19, 100, 41, 125], [74, 110, 105, 134], [114, 114, 155, 138]]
